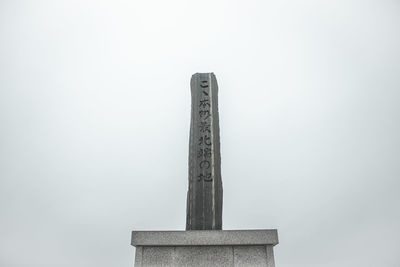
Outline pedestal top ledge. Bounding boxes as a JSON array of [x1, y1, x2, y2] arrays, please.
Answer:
[[131, 230, 278, 247]]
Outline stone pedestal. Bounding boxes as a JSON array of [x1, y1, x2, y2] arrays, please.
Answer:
[[131, 230, 278, 267]]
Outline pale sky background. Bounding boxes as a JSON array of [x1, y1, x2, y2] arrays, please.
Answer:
[[1, 0, 400, 266]]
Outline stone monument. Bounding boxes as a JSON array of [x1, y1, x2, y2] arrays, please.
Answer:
[[131, 73, 278, 266], [186, 73, 222, 230]]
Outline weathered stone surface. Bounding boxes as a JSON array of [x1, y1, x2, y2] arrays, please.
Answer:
[[233, 246, 269, 266], [174, 246, 233, 266], [131, 230, 278, 246], [186, 73, 223, 230], [131, 230, 278, 267], [142, 247, 174, 266]]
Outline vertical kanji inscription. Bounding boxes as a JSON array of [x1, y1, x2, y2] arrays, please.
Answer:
[[186, 73, 223, 230]]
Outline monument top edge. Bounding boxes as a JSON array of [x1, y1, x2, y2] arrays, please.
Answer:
[[191, 72, 216, 76], [131, 229, 278, 247]]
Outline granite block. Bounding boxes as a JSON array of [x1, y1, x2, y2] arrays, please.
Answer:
[[233, 245, 267, 266], [131, 230, 278, 266], [142, 247, 174, 266], [132, 230, 278, 246], [174, 246, 233, 266]]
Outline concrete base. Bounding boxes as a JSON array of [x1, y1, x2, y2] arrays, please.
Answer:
[[131, 230, 278, 267]]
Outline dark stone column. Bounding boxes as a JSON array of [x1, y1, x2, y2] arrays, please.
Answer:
[[186, 73, 223, 230]]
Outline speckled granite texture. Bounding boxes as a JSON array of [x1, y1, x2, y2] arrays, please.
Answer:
[[131, 230, 278, 267]]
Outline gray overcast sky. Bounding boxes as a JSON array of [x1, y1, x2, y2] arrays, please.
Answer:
[[1, 0, 399, 266]]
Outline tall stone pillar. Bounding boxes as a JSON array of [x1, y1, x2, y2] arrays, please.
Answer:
[[186, 73, 222, 230]]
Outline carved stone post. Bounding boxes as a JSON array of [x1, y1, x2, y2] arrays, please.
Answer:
[[186, 73, 223, 230]]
